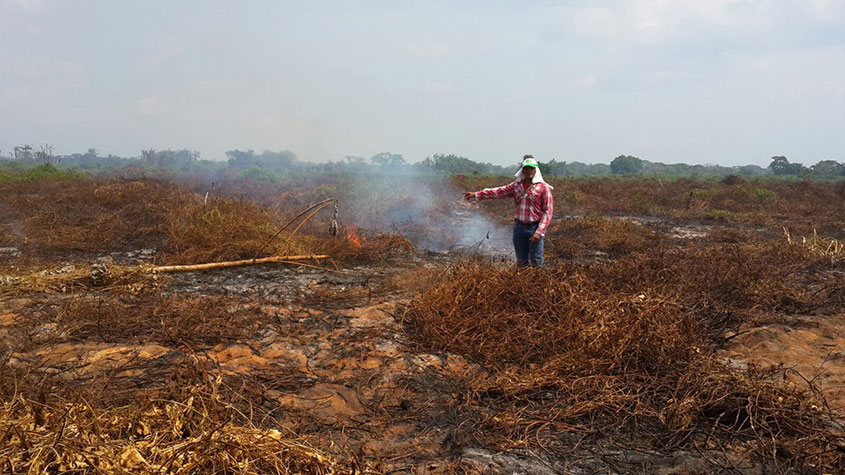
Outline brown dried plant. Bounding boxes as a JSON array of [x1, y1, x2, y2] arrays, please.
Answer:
[[55, 294, 263, 346], [548, 216, 662, 259], [0, 359, 375, 474], [402, 243, 844, 471]]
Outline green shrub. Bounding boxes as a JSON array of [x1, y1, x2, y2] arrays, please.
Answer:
[[632, 192, 655, 213], [754, 187, 777, 201], [711, 209, 734, 220], [235, 167, 282, 183]]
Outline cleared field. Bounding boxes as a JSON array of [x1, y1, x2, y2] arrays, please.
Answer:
[[1, 170, 843, 473]]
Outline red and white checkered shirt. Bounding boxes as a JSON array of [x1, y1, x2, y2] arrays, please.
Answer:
[[475, 181, 554, 235]]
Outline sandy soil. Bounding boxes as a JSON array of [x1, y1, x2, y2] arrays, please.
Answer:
[[721, 313, 845, 413]]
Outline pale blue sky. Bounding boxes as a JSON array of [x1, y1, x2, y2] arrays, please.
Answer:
[[1, 0, 844, 166]]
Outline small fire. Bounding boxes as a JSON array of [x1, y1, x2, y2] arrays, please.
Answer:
[[347, 224, 365, 248]]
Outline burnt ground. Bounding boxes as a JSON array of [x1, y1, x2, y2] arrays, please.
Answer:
[[2, 212, 844, 474]]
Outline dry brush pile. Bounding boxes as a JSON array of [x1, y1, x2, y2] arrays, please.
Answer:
[[547, 216, 663, 259], [0, 357, 376, 474], [403, 241, 845, 471]]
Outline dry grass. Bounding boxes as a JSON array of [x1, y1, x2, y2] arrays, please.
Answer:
[[158, 196, 311, 264], [785, 227, 845, 263], [402, 242, 845, 471], [0, 359, 375, 474], [55, 294, 262, 346], [593, 243, 821, 336], [318, 232, 416, 264], [0, 177, 411, 269], [0, 263, 158, 297], [0, 282, 380, 473], [3, 171, 844, 471], [0, 179, 192, 255], [548, 216, 662, 259]]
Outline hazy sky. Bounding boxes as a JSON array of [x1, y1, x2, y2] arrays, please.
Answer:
[[2, 0, 844, 167]]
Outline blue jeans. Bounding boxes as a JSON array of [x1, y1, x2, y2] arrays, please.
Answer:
[[513, 221, 544, 267]]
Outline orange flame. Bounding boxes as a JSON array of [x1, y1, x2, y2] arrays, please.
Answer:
[[347, 224, 364, 248]]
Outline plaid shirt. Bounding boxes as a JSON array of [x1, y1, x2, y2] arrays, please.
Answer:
[[475, 180, 554, 235]]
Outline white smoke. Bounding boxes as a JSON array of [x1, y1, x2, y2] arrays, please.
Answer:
[[341, 167, 510, 256]]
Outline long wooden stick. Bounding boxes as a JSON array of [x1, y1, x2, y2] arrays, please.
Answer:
[[152, 254, 329, 273]]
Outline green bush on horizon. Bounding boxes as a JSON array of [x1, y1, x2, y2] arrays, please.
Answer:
[[235, 166, 282, 183]]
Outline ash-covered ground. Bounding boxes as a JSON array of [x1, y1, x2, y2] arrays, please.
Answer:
[[3, 210, 843, 473]]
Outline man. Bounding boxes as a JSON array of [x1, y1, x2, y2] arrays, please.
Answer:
[[463, 155, 554, 266]]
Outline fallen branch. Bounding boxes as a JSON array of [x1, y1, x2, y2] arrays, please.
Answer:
[[152, 255, 329, 273]]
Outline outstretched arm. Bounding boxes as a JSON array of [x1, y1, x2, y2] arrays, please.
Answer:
[[465, 182, 517, 201]]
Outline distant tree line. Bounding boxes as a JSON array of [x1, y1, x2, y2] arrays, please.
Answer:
[[602, 155, 770, 177], [539, 155, 768, 177], [2, 143, 844, 179], [416, 154, 507, 175], [768, 156, 845, 177]]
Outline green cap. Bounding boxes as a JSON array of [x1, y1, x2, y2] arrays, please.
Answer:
[[521, 157, 538, 168]]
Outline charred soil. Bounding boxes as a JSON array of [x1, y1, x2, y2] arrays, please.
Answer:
[[1, 174, 844, 473]]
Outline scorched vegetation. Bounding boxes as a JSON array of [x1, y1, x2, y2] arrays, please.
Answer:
[[0, 167, 843, 473]]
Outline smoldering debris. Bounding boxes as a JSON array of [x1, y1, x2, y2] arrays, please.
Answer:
[[336, 169, 510, 254]]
